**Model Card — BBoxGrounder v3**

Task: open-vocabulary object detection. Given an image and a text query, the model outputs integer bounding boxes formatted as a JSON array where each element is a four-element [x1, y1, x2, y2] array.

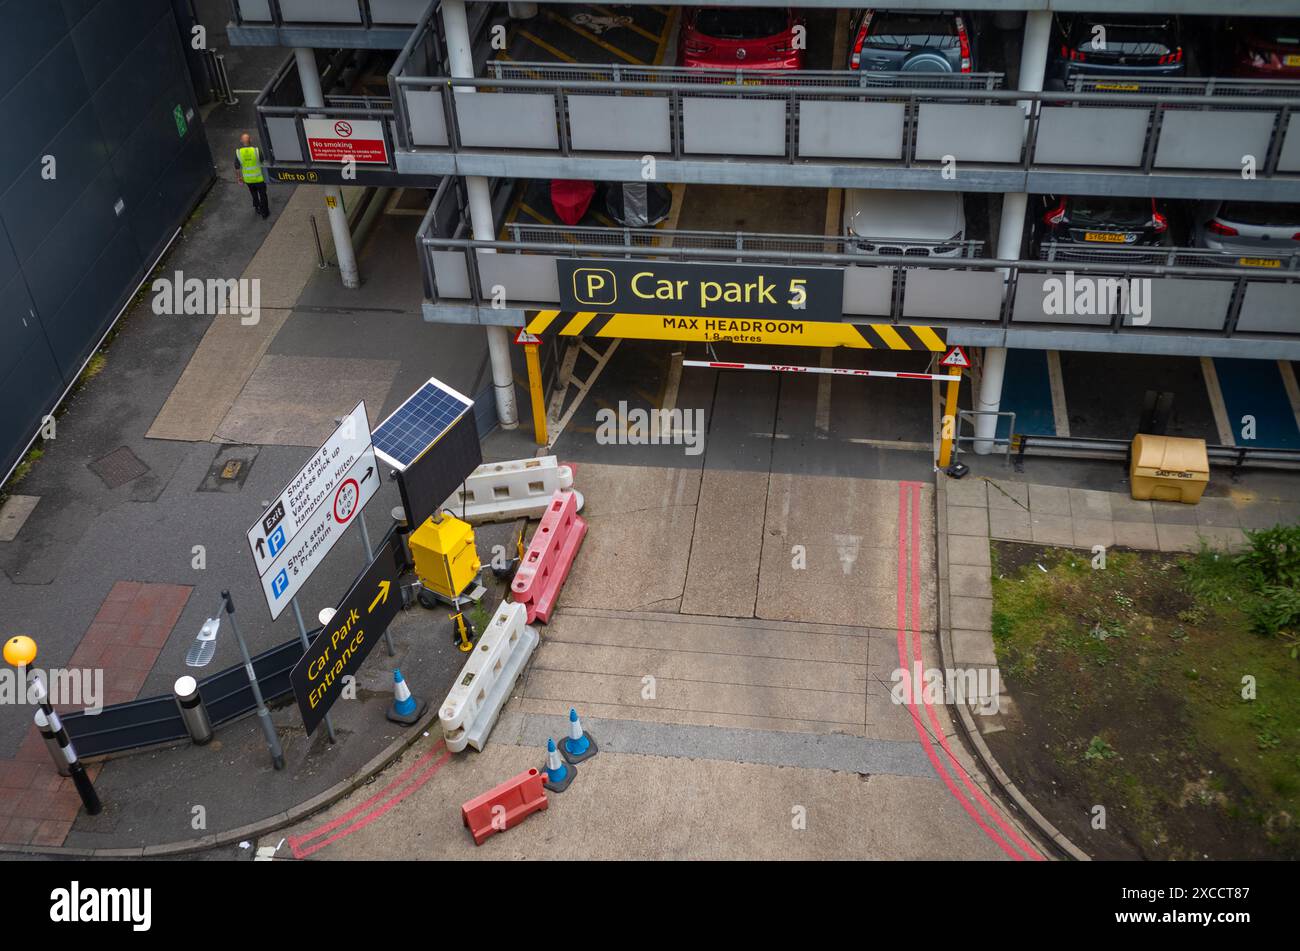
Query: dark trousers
[[246, 182, 269, 218]]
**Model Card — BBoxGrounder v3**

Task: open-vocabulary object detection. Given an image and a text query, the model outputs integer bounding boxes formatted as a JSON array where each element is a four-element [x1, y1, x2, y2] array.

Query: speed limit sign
[[333, 478, 360, 523]]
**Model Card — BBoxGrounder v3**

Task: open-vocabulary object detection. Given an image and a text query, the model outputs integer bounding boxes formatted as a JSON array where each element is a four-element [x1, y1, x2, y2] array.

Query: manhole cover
[[88, 447, 149, 489], [198, 445, 258, 493]]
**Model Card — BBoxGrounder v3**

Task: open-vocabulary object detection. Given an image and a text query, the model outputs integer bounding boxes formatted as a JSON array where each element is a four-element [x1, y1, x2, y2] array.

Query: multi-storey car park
[[224, 0, 1300, 463]]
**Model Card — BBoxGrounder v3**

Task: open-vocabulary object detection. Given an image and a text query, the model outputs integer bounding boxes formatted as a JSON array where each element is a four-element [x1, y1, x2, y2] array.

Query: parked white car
[[1193, 200, 1300, 259], [842, 188, 967, 256]]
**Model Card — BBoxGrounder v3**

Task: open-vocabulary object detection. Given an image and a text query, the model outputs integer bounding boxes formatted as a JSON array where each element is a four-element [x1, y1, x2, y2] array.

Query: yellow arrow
[[369, 580, 390, 613]]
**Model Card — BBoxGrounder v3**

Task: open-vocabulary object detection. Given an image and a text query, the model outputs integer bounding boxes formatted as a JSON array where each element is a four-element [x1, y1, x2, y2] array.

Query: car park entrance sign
[[558, 258, 844, 322]]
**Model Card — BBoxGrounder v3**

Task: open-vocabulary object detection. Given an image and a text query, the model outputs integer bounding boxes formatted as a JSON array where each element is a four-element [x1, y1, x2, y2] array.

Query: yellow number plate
[[1284, 54, 1300, 66], [1095, 82, 1140, 92], [1238, 257, 1282, 268], [1084, 232, 1128, 243]]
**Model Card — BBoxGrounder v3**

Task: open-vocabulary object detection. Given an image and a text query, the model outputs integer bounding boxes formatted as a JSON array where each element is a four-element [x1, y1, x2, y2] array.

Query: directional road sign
[[246, 401, 371, 577], [258, 448, 381, 620], [290, 532, 404, 735]]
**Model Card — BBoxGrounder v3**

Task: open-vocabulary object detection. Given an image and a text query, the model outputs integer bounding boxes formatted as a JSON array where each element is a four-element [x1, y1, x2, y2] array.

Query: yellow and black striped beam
[[524, 310, 946, 351]]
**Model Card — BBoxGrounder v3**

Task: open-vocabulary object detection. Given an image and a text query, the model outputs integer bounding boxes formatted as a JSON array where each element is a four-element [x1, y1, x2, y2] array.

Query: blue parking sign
[[271, 569, 290, 599], [268, 524, 286, 557]]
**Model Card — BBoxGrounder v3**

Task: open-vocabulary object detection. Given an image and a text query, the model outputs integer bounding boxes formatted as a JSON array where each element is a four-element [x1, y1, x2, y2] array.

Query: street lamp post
[[186, 592, 285, 771], [3, 635, 102, 815]]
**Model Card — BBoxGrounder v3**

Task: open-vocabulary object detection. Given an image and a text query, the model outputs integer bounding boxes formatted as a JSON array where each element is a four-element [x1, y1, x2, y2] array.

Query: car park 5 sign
[[558, 259, 843, 322]]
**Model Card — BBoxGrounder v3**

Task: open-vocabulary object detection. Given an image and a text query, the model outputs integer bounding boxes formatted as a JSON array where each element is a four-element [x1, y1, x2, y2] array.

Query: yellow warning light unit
[[410, 512, 481, 601]]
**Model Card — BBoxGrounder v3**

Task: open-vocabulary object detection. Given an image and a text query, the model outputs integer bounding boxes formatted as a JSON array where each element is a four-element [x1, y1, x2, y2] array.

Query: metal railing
[[504, 222, 984, 258], [417, 209, 1300, 341], [1010, 433, 1300, 475], [386, 0, 1300, 184], [229, 0, 434, 29], [1039, 243, 1300, 269], [490, 61, 1006, 91]]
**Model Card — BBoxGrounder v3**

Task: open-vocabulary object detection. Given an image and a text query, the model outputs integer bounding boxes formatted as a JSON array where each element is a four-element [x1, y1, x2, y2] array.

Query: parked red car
[[1224, 18, 1300, 79], [679, 7, 805, 70]]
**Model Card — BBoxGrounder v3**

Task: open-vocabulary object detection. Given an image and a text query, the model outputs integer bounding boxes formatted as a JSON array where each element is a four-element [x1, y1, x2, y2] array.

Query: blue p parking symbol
[[271, 569, 289, 599], [268, 524, 285, 557]]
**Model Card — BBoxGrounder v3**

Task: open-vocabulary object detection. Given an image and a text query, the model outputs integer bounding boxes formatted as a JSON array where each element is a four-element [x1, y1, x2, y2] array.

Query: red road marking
[[905, 481, 1043, 860], [289, 739, 450, 859], [893, 483, 1028, 861]]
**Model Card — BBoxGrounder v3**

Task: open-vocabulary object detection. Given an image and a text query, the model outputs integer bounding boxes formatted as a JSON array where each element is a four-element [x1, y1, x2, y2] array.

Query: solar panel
[[372, 378, 474, 471]]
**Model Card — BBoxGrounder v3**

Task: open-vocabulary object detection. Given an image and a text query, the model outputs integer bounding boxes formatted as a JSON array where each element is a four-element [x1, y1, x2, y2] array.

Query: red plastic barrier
[[511, 489, 588, 624], [550, 179, 595, 225], [462, 768, 548, 846]]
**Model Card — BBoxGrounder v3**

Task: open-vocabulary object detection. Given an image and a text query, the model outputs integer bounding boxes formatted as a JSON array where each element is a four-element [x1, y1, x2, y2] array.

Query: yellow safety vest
[[238, 146, 264, 184]]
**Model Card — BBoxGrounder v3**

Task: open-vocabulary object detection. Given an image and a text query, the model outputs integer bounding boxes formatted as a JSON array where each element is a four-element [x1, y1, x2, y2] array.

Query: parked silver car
[[842, 188, 967, 256], [1193, 200, 1300, 261]]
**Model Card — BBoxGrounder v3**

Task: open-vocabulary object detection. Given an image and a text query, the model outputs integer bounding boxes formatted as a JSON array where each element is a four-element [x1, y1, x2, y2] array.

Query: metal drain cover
[[89, 446, 149, 489], [198, 445, 258, 493]]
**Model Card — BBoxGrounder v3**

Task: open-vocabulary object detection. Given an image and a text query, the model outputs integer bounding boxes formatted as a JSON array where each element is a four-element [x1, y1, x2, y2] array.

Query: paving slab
[[1068, 487, 1113, 520], [947, 534, 991, 567], [951, 628, 999, 667], [949, 563, 993, 599], [943, 476, 988, 508], [1155, 522, 1202, 553], [0, 495, 39, 542], [1030, 513, 1075, 547], [680, 469, 767, 617], [988, 506, 1032, 542], [946, 505, 990, 537], [1113, 520, 1160, 550], [986, 479, 1029, 510], [1109, 494, 1155, 523], [950, 596, 993, 632], [1072, 517, 1116, 550], [1027, 482, 1072, 516], [212, 355, 398, 447]]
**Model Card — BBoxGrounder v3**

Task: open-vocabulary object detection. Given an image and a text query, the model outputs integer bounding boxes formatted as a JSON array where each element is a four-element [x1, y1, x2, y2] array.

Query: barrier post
[[525, 342, 548, 446], [938, 366, 962, 469]]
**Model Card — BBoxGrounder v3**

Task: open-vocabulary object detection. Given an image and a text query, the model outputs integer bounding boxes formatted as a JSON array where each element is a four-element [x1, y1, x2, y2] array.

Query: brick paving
[[0, 581, 191, 846]]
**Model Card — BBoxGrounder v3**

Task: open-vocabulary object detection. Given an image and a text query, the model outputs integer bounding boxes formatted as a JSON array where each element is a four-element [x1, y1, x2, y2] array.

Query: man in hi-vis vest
[[236, 133, 269, 219]]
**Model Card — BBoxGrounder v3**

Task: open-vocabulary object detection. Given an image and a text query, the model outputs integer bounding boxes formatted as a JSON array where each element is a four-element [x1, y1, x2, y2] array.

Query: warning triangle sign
[[514, 328, 542, 345], [940, 346, 970, 368]]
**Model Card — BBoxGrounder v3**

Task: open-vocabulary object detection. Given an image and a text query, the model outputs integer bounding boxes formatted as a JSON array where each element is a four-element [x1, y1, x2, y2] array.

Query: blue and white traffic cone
[[386, 669, 428, 725], [542, 738, 576, 792], [559, 707, 598, 764]]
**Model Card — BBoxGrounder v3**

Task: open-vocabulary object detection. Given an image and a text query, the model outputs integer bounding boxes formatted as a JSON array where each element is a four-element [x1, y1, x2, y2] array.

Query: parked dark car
[[1036, 195, 1172, 249], [1221, 17, 1300, 79], [1047, 14, 1185, 88], [847, 10, 975, 73]]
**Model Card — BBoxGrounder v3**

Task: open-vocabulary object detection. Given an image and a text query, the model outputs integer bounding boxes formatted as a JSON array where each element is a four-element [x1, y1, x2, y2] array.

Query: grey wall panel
[[569, 95, 671, 153], [916, 104, 1023, 164], [1236, 282, 1300, 334], [840, 265, 894, 317], [683, 98, 786, 156], [44, 228, 142, 377], [904, 269, 1004, 321], [59, 0, 101, 28], [0, 223, 16, 288], [0, 274, 43, 382], [454, 91, 558, 149], [406, 89, 449, 147], [110, 78, 198, 213], [0, 38, 89, 183], [1154, 110, 1276, 171], [477, 252, 560, 304], [128, 130, 211, 268], [0, 105, 110, 262], [0, 0, 70, 91], [0, 336, 65, 476], [798, 100, 905, 160], [1149, 278, 1234, 330], [431, 251, 471, 299], [71, 0, 170, 90], [266, 117, 304, 162], [92, 15, 185, 155], [233, 0, 273, 22], [1033, 107, 1147, 168], [371, 0, 432, 23], [20, 165, 122, 321], [1278, 113, 1300, 174], [1012, 273, 1112, 326], [277, 0, 363, 23]]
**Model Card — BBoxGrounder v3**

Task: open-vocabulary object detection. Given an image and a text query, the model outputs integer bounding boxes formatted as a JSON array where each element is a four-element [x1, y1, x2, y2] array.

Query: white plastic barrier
[[440, 455, 583, 524], [439, 600, 539, 753]]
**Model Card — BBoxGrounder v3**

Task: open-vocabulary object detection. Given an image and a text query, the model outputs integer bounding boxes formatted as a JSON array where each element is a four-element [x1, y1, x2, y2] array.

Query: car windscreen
[[1066, 197, 1152, 226], [694, 9, 789, 40], [863, 13, 959, 49], [1239, 18, 1300, 46], [1068, 19, 1176, 56], [1217, 201, 1300, 227]]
